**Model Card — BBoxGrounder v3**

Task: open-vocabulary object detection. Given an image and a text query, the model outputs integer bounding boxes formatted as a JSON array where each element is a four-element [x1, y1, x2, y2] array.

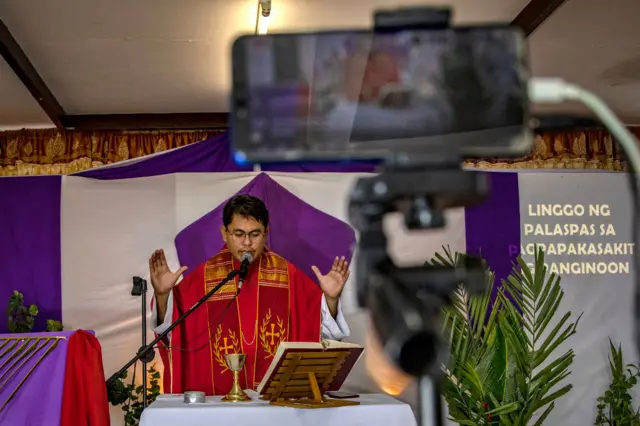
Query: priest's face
[[221, 214, 268, 262]]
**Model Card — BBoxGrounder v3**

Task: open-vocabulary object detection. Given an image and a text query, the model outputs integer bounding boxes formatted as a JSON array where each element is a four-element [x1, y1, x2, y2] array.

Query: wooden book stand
[[261, 350, 360, 409]]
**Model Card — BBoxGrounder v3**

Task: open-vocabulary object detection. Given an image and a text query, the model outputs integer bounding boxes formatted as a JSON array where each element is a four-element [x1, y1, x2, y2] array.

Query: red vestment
[[156, 246, 322, 395]]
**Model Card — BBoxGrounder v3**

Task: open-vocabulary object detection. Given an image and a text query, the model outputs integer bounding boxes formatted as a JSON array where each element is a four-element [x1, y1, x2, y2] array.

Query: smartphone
[[326, 391, 359, 399], [230, 26, 532, 164]]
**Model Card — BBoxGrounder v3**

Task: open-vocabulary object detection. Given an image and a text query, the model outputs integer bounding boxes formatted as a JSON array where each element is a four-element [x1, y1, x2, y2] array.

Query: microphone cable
[[154, 272, 245, 353], [155, 295, 237, 353]]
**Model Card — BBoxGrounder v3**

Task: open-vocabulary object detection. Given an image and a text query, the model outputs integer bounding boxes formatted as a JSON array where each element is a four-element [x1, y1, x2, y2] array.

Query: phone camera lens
[[250, 132, 262, 144]]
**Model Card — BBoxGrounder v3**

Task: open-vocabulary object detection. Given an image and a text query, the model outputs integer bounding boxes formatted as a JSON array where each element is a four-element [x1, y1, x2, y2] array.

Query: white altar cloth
[[140, 391, 417, 426]]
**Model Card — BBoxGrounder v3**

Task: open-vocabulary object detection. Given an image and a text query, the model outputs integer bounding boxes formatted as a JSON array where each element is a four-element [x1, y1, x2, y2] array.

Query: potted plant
[[595, 339, 640, 425], [431, 246, 581, 425], [6, 290, 64, 332], [7, 290, 39, 333], [108, 364, 162, 426]]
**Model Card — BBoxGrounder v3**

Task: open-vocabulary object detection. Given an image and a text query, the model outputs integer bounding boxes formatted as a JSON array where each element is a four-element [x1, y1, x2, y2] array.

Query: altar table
[[140, 391, 417, 426]]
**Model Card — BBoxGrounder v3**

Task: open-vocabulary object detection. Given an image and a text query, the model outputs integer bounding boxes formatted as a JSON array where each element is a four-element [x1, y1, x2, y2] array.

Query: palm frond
[[435, 245, 580, 425], [497, 247, 580, 424], [430, 247, 498, 373]]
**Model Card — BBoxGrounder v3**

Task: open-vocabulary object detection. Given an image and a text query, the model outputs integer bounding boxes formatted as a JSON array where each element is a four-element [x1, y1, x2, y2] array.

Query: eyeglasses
[[228, 229, 265, 243]]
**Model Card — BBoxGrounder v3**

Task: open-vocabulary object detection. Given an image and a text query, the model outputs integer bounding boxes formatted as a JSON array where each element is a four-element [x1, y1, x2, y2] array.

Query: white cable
[[528, 77, 640, 175], [529, 77, 640, 355]]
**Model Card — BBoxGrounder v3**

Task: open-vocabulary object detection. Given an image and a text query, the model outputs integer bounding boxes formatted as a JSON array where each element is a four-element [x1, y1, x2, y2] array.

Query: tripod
[[349, 163, 489, 426]]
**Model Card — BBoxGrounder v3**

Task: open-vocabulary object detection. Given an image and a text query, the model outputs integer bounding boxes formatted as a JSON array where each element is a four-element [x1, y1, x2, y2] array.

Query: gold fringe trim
[[463, 158, 626, 171], [0, 156, 626, 177], [0, 129, 633, 176], [0, 158, 104, 176]]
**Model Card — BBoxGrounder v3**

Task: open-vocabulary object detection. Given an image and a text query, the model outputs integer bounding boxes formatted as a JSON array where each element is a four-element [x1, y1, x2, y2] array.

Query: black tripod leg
[[418, 375, 443, 426]]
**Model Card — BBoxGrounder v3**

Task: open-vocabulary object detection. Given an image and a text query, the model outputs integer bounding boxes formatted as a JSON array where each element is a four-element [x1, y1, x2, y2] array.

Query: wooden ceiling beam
[[61, 113, 229, 131], [0, 19, 65, 129], [511, 0, 569, 37], [0, 19, 229, 131], [534, 115, 603, 131]]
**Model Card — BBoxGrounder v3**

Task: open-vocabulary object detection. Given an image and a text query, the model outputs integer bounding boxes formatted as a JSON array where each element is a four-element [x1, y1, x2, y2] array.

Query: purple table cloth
[[0, 331, 75, 426]]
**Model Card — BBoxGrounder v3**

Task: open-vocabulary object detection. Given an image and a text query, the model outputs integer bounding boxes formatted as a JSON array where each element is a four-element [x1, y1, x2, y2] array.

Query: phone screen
[[231, 26, 531, 162]]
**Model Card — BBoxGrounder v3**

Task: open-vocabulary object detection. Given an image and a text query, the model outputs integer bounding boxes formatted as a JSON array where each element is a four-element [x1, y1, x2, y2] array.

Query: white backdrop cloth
[[60, 172, 463, 425], [58, 171, 637, 426]]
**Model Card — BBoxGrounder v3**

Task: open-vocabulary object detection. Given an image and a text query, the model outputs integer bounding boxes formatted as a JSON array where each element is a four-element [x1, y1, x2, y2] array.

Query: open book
[[256, 339, 364, 398]]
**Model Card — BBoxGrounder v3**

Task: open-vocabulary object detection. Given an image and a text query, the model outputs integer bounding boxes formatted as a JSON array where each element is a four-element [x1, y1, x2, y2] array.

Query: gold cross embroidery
[[260, 309, 286, 359], [220, 337, 234, 354], [266, 323, 279, 345], [213, 327, 240, 371]]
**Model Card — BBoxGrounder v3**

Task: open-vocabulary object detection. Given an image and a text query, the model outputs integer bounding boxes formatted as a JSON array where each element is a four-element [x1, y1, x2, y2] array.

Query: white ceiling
[[528, 0, 640, 123], [0, 0, 638, 129]]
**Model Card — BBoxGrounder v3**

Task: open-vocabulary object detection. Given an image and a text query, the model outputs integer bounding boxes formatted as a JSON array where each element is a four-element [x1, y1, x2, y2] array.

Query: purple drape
[[0, 176, 62, 332], [175, 173, 356, 284], [465, 172, 521, 287], [261, 161, 379, 173], [72, 131, 379, 178], [75, 133, 251, 180]]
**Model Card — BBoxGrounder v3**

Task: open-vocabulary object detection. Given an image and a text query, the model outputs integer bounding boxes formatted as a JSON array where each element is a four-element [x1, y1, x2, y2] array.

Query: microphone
[[237, 252, 253, 292]]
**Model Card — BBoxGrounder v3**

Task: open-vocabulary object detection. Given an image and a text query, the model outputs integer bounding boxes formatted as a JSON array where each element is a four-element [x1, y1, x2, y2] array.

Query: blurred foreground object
[[365, 318, 412, 396]]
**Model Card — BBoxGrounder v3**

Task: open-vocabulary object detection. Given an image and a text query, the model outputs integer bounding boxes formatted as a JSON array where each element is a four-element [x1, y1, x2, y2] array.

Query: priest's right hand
[[149, 249, 188, 296]]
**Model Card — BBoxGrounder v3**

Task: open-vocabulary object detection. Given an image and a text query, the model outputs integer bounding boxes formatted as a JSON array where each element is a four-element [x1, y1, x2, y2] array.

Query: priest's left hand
[[312, 257, 350, 317]]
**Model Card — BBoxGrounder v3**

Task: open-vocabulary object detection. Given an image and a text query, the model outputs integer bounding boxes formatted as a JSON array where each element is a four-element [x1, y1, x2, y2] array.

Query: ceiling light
[[256, 0, 271, 35], [260, 0, 271, 17]]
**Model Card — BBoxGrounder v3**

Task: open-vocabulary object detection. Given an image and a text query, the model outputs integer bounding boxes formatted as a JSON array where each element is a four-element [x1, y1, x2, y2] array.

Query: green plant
[[7, 290, 39, 333], [432, 246, 581, 425], [45, 320, 64, 332], [595, 339, 640, 425], [6, 291, 64, 333], [108, 364, 162, 426]]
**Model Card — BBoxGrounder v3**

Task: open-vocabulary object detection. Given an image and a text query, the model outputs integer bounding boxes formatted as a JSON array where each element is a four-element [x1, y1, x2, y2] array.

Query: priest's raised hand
[[149, 249, 187, 295], [149, 249, 187, 323], [312, 256, 350, 318]]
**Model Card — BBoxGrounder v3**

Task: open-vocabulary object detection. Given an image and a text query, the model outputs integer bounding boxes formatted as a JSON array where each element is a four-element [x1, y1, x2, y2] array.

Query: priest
[[151, 195, 351, 395]]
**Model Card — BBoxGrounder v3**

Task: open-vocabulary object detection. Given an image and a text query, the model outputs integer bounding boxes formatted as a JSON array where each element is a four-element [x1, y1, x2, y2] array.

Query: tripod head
[[349, 162, 489, 379]]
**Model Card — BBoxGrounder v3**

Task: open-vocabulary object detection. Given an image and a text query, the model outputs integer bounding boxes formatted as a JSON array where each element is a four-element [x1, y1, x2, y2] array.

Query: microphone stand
[[106, 269, 240, 401], [130, 276, 150, 408]]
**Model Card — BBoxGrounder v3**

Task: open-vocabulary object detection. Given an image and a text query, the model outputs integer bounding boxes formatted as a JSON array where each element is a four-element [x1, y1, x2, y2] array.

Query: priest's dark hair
[[223, 194, 270, 228]]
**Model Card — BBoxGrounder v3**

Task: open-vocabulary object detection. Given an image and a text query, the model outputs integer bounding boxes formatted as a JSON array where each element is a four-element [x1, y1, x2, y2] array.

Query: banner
[[518, 173, 637, 423]]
